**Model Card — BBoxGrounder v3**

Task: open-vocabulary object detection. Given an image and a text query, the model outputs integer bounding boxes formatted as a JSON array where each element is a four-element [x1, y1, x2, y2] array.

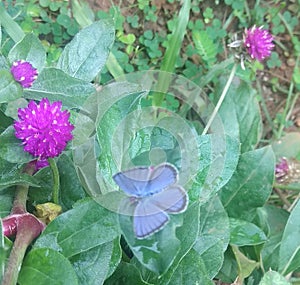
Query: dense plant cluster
[[0, 1, 299, 285]]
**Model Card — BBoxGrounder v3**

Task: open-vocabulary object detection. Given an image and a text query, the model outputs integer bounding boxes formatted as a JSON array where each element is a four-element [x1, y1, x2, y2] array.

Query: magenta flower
[[244, 26, 275, 61], [275, 158, 289, 181], [10, 60, 38, 88], [14, 98, 74, 159]]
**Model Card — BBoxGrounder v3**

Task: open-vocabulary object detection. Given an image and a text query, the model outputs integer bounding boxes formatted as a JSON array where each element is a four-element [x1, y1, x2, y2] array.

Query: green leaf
[[153, 0, 191, 106], [18, 248, 78, 285], [0, 6, 24, 42], [0, 126, 33, 164], [231, 245, 259, 279], [104, 262, 148, 285], [57, 20, 115, 82], [259, 205, 289, 271], [57, 154, 86, 211], [217, 77, 262, 152], [0, 188, 14, 217], [229, 218, 267, 246], [70, 238, 121, 285], [119, 211, 182, 275], [71, 0, 95, 28], [8, 33, 46, 72], [259, 270, 291, 285], [34, 199, 120, 258], [195, 134, 240, 202], [279, 200, 300, 274], [0, 70, 22, 103], [141, 202, 200, 282], [24, 68, 95, 109], [220, 147, 275, 220], [194, 196, 229, 278], [167, 249, 214, 285]]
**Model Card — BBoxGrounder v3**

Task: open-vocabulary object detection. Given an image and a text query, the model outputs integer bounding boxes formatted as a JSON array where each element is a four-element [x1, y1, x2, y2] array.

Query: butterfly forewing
[[113, 163, 178, 197]]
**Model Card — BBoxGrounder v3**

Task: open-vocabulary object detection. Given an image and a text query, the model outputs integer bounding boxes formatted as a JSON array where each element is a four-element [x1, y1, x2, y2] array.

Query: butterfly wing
[[147, 185, 188, 213], [113, 166, 151, 196], [113, 163, 178, 197], [145, 163, 178, 196], [134, 199, 169, 239]]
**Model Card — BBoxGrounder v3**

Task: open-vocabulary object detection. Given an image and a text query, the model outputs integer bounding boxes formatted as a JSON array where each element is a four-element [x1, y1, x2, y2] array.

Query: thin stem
[[11, 163, 35, 214], [202, 62, 238, 135], [274, 183, 300, 191], [48, 158, 60, 204]]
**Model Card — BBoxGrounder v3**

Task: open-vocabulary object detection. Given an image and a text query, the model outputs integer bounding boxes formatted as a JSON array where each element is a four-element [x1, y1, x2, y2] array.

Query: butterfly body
[[113, 163, 188, 239]]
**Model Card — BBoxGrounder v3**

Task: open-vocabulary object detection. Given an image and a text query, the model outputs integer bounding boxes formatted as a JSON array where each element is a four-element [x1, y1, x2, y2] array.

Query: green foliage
[[0, 0, 300, 284], [192, 30, 217, 67]]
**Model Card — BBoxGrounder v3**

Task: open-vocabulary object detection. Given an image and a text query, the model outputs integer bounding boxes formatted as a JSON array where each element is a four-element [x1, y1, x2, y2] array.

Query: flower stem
[[11, 163, 35, 214], [2, 163, 44, 285], [2, 214, 44, 285], [48, 158, 60, 205], [202, 62, 238, 135]]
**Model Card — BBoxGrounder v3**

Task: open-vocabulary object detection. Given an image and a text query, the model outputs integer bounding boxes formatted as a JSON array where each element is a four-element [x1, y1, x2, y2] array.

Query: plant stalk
[[48, 158, 60, 205], [2, 163, 44, 285], [202, 62, 238, 135]]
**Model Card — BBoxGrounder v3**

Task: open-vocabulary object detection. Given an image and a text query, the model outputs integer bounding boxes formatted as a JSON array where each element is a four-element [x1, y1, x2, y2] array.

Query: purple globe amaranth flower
[[244, 26, 275, 61], [275, 158, 289, 181], [14, 98, 74, 159], [10, 60, 38, 88]]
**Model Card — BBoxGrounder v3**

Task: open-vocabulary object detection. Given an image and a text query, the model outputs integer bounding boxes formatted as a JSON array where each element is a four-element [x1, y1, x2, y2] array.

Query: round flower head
[[14, 98, 74, 159], [244, 26, 274, 61], [10, 60, 38, 88]]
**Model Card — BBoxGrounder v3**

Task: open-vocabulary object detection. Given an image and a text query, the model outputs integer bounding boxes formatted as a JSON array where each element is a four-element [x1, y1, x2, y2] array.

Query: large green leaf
[[0, 70, 22, 103], [57, 154, 86, 211], [217, 76, 262, 152], [279, 200, 300, 275], [192, 134, 240, 203], [220, 146, 275, 219], [119, 211, 182, 275], [18, 248, 78, 285], [0, 126, 32, 164], [193, 196, 229, 278], [8, 33, 46, 72], [166, 249, 214, 285], [24, 68, 95, 109], [57, 20, 115, 82], [136, 202, 200, 283], [70, 238, 121, 285], [33, 199, 120, 258]]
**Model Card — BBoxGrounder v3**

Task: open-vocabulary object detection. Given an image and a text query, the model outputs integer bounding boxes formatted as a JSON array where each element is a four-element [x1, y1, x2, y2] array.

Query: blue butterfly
[[113, 163, 188, 239]]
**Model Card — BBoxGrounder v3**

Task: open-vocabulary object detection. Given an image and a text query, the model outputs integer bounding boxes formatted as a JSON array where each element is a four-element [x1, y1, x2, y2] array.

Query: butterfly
[[113, 163, 188, 239]]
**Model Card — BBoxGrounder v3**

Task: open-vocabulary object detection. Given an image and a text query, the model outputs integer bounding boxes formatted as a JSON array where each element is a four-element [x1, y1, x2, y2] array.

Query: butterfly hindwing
[[148, 185, 188, 213], [134, 199, 170, 239]]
